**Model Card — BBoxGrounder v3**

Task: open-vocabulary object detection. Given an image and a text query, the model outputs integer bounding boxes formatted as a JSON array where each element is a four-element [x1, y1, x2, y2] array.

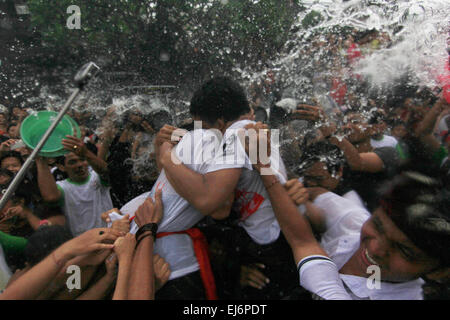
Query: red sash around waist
[[156, 228, 218, 300]]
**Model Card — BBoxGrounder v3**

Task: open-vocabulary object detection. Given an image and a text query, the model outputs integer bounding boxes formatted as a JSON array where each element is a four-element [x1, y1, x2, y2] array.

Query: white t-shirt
[[57, 168, 111, 236], [118, 129, 228, 280], [207, 120, 288, 245], [301, 191, 424, 300], [0, 245, 12, 292], [370, 135, 398, 149]]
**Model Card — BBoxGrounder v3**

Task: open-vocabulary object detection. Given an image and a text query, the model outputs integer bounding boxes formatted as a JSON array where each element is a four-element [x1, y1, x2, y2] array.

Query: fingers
[[153, 254, 170, 275], [245, 266, 269, 290], [99, 228, 124, 243], [91, 243, 115, 251], [285, 178, 302, 189], [154, 189, 163, 222], [285, 179, 308, 205], [156, 125, 181, 145], [153, 254, 171, 289], [102, 208, 121, 223], [291, 189, 309, 205]]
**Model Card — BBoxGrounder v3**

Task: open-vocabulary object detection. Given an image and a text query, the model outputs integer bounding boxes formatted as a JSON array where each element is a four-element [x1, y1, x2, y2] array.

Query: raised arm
[[127, 189, 163, 300], [62, 135, 109, 178], [35, 157, 62, 203], [260, 169, 327, 264], [328, 136, 384, 172], [112, 233, 135, 300]]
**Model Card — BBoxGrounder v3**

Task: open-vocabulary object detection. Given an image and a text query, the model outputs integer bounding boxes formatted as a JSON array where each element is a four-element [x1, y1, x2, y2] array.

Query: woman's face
[[356, 207, 440, 282]]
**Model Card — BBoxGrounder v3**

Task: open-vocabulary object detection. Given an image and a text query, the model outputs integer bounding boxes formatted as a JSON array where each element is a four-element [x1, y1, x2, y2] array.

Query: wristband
[[136, 232, 154, 247], [135, 223, 158, 242]]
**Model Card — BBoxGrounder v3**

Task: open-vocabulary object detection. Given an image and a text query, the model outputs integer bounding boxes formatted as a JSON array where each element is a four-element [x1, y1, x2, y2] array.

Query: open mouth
[[363, 248, 379, 266]]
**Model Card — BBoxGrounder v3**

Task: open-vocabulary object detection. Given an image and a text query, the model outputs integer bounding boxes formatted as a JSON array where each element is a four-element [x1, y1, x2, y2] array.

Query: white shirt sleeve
[[313, 192, 370, 233], [298, 255, 352, 300]]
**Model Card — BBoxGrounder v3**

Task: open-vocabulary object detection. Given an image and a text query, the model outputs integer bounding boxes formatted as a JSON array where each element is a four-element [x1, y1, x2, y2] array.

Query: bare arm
[[261, 171, 327, 264], [112, 234, 135, 300], [329, 136, 384, 172], [414, 98, 448, 137], [0, 228, 120, 300], [35, 157, 62, 203], [127, 190, 163, 300], [127, 232, 154, 299], [160, 142, 241, 215]]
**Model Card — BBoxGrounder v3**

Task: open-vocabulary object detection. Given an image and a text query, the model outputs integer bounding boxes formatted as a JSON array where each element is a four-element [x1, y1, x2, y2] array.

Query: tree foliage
[[26, 0, 301, 86]]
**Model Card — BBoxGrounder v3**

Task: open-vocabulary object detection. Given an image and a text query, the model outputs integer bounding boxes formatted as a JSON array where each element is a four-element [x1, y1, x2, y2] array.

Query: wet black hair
[[24, 225, 73, 266], [269, 105, 289, 128], [0, 151, 24, 166], [379, 171, 450, 267], [189, 77, 250, 125], [254, 106, 268, 123], [147, 109, 173, 132], [368, 109, 387, 125], [296, 140, 345, 177]]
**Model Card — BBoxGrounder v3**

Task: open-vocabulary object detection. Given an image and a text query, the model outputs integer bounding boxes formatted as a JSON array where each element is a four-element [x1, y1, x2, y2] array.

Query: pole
[[0, 62, 100, 211]]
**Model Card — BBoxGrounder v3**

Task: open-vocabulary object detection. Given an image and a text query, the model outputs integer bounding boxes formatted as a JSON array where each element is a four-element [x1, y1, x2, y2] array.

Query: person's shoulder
[[373, 146, 398, 159], [384, 135, 398, 145]]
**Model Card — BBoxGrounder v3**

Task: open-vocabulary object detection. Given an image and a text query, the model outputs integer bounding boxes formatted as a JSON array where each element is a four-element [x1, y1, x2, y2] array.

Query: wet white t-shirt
[[57, 168, 111, 236], [207, 120, 288, 245], [370, 135, 398, 149], [118, 129, 227, 280]]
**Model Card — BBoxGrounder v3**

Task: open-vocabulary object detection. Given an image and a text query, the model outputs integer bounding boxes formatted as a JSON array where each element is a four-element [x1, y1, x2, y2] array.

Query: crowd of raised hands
[[0, 189, 170, 300]]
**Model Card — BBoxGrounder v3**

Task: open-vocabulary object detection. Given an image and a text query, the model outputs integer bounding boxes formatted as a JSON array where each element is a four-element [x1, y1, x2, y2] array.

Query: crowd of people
[[0, 31, 449, 300]]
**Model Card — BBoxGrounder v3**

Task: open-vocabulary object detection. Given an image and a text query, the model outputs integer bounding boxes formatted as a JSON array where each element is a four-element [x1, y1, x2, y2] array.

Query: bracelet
[[135, 223, 158, 242], [135, 231, 154, 248]]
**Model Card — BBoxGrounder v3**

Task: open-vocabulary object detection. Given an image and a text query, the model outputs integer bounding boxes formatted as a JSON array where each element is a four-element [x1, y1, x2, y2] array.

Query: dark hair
[[7, 123, 18, 132], [254, 107, 268, 123], [189, 77, 250, 125], [368, 110, 386, 125], [0, 167, 14, 180], [379, 171, 450, 267], [269, 105, 289, 128], [24, 225, 73, 266], [296, 141, 345, 176], [147, 110, 173, 132], [0, 151, 24, 165]]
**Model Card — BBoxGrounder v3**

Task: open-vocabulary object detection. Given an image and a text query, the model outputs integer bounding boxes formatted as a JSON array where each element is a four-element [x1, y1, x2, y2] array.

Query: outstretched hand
[[292, 104, 325, 122], [56, 228, 124, 261]]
